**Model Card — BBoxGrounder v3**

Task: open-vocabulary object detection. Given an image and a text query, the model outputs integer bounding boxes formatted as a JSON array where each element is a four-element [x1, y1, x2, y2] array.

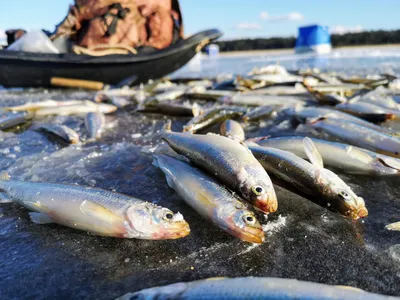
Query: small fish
[[307, 83, 364, 94], [249, 138, 368, 219], [308, 116, 400, 158], [162, 122, 277, 213], [251, 73, 303, 84], [335, 102, 395, 122], [137, 102, 198, 117], [251, 136, 400, 176], [183, 106, 247, 133], [94, 88, 136, 102], [34, 101, 117, 116], [85, 112, 105, 140], [385, 221, 400, 231], [153, 154, 264, 243], [4, 100, 85, 112], [0, 172, 189, 239], [116, 277, 394, 300], [144, 89, 186, 106], [286, 106, 393, 134], [34, 124, 80, 144], [220, 119, 245, 142], [245, 83, 308, 96], [0, 111, 33, 130], [186, 90, 235, 101], [242, 105, 282, 122], [219, 94, 305, 107]]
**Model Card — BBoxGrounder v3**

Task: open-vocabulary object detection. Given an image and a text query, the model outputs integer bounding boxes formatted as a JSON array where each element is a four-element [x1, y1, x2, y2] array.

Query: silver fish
[[0, 172, 189, 239], [4, 100, 85, 112], [219, 94, 305, 107], [144, 89, 186, 106], [308, 116, 400, 158], [250, 136, 400, 176], [220, 119, 245, 142], [335, 102, 395, 122], [162, 123, 277, 213], [286, 106, 393, 134], [186, 90, 235, 101], [116, 277, 395, 300], [183, 106, 247, 133], [85, 112, 105, 140], [94, 88, 136, 102], [245, 84, 308, 96], [153, 154, 264, 243], [0, 111, 32, 130], [34, 101, 117, 116], [137, 101, 198, 117], [242, 105, 282, 122], [249, 138, 368, 219], [34, 124, 80, 144]]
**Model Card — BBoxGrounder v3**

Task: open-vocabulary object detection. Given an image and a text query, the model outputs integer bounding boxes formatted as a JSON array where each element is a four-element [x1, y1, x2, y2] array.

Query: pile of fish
[[1, 64, 400, 244]]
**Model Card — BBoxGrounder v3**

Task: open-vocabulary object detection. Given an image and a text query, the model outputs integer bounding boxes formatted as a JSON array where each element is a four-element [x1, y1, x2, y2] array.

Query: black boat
[[0, 29, 222, 88]]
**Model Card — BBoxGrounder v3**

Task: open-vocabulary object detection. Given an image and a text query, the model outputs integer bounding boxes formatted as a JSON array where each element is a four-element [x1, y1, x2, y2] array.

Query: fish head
[[319, 169, 368, 220], [124, 203, 190, 240], [216, 202, 264, 244], [243, 167, 278, 213]]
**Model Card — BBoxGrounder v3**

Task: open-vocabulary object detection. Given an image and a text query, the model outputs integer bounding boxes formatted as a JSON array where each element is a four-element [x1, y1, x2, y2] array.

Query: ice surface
[[0, 49, 400, 299]]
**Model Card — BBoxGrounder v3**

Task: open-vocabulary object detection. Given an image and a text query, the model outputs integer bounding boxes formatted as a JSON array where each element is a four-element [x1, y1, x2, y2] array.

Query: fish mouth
[[237, 227, 265, 244], [356, 207, 368, 219], [152, 222, 191, 240], [255, 194, 278, 213]]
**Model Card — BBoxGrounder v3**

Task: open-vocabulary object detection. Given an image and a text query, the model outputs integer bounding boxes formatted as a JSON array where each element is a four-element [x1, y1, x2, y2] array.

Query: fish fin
[[376, 155, 400, 170], [303, 137, 324, 169], [0, 171, 10, 181], [29, 212, 55, 224], [385, 221, 400, 231], [79, 200, 122, 223], [191, 103, 203, 117], [162, 120, 172, 132]]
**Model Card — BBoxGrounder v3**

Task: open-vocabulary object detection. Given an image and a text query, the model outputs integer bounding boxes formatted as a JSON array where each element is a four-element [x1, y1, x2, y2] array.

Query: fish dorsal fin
[[191, 103, 203, 117], [303, 137, 324, 169], [80, 200, 122, 224], [0, 171, 10, 181]]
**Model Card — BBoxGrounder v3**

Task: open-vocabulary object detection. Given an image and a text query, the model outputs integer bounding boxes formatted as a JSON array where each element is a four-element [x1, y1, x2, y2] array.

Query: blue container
[[205, 44, 220, 58], [295, 25, 331, 54]]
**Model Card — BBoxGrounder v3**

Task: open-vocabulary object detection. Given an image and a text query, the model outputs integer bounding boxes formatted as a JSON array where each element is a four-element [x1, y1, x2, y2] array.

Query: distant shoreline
[[217, 43, 400, 57]]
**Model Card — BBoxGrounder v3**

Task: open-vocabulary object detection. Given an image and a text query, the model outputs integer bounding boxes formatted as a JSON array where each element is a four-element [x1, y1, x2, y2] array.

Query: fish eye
[[243, 214, 256, 225], [163, 211, 174, 221], [338, 190, 350, 200], [252, 186, 264, 196]]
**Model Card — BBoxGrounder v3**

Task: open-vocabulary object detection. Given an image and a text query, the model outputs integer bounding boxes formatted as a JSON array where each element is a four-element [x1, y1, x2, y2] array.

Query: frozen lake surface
[[0, 47, 400, 299]]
